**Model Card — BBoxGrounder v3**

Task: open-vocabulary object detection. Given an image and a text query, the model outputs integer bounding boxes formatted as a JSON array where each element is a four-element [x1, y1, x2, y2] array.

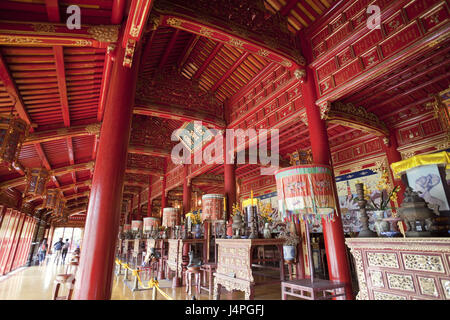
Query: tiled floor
[[0, 259, 284, 300]]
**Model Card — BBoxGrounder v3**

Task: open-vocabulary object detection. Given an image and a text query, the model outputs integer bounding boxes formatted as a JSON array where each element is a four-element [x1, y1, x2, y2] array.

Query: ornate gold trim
[[87, 25, 119, 42]]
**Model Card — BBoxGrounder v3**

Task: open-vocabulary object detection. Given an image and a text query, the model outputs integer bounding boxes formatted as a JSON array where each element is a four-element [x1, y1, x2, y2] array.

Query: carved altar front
[[213, 238, 285, 300], [166, 239, 206, 279], [346, 238, 450, 300]]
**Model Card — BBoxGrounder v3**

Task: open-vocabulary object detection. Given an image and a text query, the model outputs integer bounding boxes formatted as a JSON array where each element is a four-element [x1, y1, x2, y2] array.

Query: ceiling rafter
[[54, 46, 71, 127], [44, 0, 60, 22], [158, 29, 180, 70], [0, 51, 33, 128], [210, 52, 250, 92], [34, 143, 60, 188], [178, 34, 200, 69], [280, 0, 299, 16], [193, 43, 224, 79]]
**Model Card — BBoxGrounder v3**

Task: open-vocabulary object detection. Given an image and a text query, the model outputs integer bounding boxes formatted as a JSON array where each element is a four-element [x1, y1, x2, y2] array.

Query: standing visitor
[[61, 239, 70, 264], [37, 239, 48, 266], [53, 238, 64, 265]]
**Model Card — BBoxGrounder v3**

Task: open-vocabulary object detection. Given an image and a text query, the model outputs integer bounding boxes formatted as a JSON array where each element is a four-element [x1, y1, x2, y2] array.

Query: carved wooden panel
[[347, 238, 450, 300]]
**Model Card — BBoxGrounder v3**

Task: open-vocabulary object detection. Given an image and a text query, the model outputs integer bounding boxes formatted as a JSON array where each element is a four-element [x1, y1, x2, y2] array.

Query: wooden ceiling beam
[[53, 46, 71, 127], [23, 122, 101, 145], [128, 144, 171, 158], [210, 52, 250, 92], [0, 21, 119, 48], [34, 143, 61, 188], [178, 34, 200, 69], [125, 167, 163, 176], [133, 104, 225, 128], [193, 43, 224, 79], [44, 0, 60, 23], [280, 0, 298, 16], [158, 29, 180, 70], [0, 51, 33, 128], [350, 46, 450, 103], [64, 191, 90, 201], [368, 71, 450, 112]]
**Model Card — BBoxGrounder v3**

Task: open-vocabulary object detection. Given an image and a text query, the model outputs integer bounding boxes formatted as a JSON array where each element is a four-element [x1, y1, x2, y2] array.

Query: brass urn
[[232, 211, 244, 239], [398, 187, 437, 237]]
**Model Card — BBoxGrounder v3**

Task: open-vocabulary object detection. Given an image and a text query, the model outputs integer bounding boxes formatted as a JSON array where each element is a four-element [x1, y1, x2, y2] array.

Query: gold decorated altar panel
[[166, 239, 206, 278], [346, 238, 450, 300], [213, 238, 285, 300]]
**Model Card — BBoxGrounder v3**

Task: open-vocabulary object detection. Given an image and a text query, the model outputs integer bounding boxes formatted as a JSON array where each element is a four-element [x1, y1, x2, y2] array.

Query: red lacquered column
[[160, 175, 167, 213], [137, 192, 142, 220], [224, 163, 236, 218], [73, 43, 141, 300], [224, 162, 236, 237], [301, 65, 353, 300], [182, 165, 191, 216], [147, 176, 152, 217]]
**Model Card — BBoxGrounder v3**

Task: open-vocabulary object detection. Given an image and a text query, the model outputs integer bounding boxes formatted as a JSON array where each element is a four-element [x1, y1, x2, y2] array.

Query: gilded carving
[[350, 249, 369, 300], [257, 48, 269, 57], [74, 39, 93, 46], [440, 279, 450, 299], [228, 38, 245, 49], [281, 60, 292, 68], [294, 69, 306, 83], [32, 23, 55, 33], [199, 27, 213, 38], [166, 17, 182, 27], [324, 101, 389, 137], [85, 123, 101, 136], [370, 271, 384, 287], [0, 36, 43, 44], [367, 252, 399, 268], [373, 291, 407, 300], [87, 25, 119, 42], [387, 273, 415, 292], [402, 254, 444, 273], [418, 277, 438, 297]]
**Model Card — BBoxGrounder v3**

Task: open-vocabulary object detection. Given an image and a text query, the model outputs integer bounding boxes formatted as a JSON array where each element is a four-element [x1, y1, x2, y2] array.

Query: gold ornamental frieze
[[87, 25, 119, 43]]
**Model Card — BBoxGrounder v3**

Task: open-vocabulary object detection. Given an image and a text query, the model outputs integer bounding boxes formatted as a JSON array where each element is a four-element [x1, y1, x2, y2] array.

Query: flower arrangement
[[354, 169, 400, 211], [186, 212, 202, 225], [258, 203, 273, 224], [277, 230, 299, 246], [231, 203, 241, 217]]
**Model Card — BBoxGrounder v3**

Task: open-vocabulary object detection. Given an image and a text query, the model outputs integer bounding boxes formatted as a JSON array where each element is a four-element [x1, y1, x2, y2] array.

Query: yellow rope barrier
[[115, 259, 173, 300]]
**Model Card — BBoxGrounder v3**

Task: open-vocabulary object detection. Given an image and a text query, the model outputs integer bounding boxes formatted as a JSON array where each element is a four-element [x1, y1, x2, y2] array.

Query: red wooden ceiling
[[1, 0, 446, 225]]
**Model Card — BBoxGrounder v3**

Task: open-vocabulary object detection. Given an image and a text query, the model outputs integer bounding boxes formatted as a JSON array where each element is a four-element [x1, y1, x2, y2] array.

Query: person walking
[[53, 238, 64, 265], [37, 239, 48, 266], [61, 239, 70, 264]]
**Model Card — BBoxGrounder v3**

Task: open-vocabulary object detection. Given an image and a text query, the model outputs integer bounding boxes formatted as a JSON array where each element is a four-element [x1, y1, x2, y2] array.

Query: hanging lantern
[[24, 168, 50, 197], [56, 197, 66, 217], [275, 164, 338, 223], [0, 115, 29, 170], [44, 188, 61, 209]]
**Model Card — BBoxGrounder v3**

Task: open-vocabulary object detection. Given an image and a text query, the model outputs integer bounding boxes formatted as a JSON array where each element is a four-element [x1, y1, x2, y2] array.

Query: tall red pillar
[[137, 191, 142, 220], [160, 175, 167, 214], [73, 43, 141, 300], [301, 66, 353, 300], [183, 165, 191, 215], [224, 162, 236, 220], [147, 176, 152, 217], [381, 131, 406, 205]]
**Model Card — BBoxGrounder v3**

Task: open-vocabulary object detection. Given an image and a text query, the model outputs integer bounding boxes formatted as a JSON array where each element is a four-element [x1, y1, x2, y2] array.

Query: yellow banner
[[390, 151, 450, 177]]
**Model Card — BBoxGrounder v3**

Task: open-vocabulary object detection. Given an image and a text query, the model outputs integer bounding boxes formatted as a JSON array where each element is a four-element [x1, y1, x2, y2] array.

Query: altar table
[[213, 238, 285, 300]]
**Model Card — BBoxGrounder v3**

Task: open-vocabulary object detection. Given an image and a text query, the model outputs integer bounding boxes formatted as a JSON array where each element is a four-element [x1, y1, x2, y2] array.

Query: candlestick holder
[[249, 206, 258, 239], [355, 183, 377, 237]]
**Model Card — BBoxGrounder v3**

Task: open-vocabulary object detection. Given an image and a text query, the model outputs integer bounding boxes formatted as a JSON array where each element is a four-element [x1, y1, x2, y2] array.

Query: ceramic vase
[[283, 245, 296, 262], [373, 210, 389, 236], [263, 223, 271, 239], [194, 224, 202, 239]]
